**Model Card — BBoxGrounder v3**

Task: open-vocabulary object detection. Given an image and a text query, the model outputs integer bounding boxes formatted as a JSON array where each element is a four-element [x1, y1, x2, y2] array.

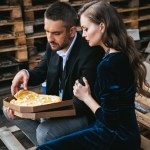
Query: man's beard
[[50, 35, 72, 51]]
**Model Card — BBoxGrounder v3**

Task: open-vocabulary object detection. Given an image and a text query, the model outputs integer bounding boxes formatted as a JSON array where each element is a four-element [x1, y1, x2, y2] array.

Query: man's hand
[[3, 106, 18, 120], [11, 69, 29, 95], [6, 107, 17, 120]]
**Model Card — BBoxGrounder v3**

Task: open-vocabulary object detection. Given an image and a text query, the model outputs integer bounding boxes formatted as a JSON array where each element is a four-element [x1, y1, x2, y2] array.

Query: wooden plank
[[26, 36, 46, 47], [141, 135, 150, 150], [0, 21, 25, 39], [24, 20, 44, 34], [117, 7, 138, 13], [8, 125, 20, 133], [140, 26, 150, 32], [138, 15, 150, 21], [23, 0, 32, 7], [0, 45, 27, 53], [0, 20, 23, 26], [0, 5, 22, 20], [139, 5, 150, 10], [0, 35, 26, 46], [0, 126, 26, 150], [0, 34, 15, 40], [136, 110, 150, 130], [24, 4, 49, 12], [15, 50, 28, 62], [26, 32, 46, 39], [136, 95, 150, 109]]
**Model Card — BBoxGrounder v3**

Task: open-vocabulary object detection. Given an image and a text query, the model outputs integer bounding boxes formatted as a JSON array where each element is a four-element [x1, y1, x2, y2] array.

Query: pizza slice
[[10, 89, 62, 106]]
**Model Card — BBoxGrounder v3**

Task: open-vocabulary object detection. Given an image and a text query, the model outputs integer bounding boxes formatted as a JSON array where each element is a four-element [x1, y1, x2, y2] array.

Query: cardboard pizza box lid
[[3, 96, 74, 113]]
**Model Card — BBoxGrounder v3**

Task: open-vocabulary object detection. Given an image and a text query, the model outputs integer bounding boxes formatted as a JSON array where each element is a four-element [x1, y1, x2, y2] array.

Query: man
[[4, 2, 104, 146]]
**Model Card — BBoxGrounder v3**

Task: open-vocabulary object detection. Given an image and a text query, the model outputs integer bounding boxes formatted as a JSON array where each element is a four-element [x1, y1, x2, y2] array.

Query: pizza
[[10, 89, 62, 106]]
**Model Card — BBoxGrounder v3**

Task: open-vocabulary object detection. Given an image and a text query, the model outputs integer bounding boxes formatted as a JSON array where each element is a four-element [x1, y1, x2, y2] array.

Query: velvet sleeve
[[94, 53, 135, 126]]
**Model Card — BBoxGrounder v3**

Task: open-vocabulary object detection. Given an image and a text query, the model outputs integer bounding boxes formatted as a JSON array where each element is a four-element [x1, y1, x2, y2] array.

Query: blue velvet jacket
[[37, 52, 141, 150]]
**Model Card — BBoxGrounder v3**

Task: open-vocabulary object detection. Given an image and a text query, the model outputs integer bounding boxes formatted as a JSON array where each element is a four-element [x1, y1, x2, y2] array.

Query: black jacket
[[28, 32, 104, 120]]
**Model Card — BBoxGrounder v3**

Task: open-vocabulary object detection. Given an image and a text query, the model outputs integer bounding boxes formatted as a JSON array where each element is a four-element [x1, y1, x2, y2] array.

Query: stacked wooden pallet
[[0, 5, 27, 62], [138, 0, 150, 52], [0, 3, 28, 96], [22, 0, 54, 69]]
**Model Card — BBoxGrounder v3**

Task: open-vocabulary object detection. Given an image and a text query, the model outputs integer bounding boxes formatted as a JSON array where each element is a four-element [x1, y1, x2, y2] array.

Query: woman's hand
[[73, 77, 91, 102], [73, 77, 100, 113]]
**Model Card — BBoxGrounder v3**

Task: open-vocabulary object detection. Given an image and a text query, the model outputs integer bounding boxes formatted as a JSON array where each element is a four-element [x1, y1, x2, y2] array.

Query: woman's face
[[80, 14, 104, 47]]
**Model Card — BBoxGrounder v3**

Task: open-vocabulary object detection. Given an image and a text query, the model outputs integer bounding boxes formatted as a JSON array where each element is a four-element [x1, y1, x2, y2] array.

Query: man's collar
[[57, 32, 77, 57]]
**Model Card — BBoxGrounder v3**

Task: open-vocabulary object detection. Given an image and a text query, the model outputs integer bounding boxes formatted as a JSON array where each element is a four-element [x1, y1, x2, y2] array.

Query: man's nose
[[47, 33, 54, 41]]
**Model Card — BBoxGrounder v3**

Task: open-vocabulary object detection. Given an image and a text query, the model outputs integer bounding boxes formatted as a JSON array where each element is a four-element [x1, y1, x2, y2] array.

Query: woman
[[37, 1, 148, 149]]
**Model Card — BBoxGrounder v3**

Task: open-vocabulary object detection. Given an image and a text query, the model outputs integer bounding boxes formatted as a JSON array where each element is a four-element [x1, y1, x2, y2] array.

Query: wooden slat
[[24, 4, 49, 12], [136, 95, 150, 109], [0, 45, 27, 53], [8, 125, 20, 133], [26, 32, 46, 39], [136, 110, 150, 130], [141, 135, 150, 150], [0, 126, 26, 150]]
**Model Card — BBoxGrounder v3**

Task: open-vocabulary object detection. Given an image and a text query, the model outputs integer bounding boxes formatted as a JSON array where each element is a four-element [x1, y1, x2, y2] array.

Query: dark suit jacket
[[28, 32, 104, 120]]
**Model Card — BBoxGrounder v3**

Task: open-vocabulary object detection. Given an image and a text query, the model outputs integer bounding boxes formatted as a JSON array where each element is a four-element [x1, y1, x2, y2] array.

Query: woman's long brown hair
[[78, 0, 149, 94]]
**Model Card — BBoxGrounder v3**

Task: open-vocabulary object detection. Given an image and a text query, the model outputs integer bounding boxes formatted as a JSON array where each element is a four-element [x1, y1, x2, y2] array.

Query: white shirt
[[57, 33, 77, 98], [25, 33, 77, 98], [57, 33, 77, 70]]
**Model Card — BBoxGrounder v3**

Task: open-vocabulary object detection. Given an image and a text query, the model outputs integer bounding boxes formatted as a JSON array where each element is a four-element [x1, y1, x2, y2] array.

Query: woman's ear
[[70, 26, 77, 37], [99, 23, 105, 33]]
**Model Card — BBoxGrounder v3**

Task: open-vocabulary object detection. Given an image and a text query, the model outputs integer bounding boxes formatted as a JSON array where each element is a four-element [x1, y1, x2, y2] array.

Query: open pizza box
[[3, 96, 76, 119]]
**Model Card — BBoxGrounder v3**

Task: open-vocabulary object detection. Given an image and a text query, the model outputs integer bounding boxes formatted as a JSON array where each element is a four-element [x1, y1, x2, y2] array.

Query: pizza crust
[[10, 89, 62, 106]]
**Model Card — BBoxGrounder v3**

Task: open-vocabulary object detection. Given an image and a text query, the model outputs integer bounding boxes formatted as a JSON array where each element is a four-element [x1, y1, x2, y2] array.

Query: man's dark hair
[[45, 2, 78, 29]]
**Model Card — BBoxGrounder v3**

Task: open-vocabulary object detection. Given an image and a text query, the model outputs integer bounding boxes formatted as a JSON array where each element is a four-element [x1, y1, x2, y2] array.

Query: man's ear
[[70, 26, 77, 37], [99, 23, 105, 33]]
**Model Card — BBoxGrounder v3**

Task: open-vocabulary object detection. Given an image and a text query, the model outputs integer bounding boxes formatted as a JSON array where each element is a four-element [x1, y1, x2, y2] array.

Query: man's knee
[[36, 123, 57, 145]]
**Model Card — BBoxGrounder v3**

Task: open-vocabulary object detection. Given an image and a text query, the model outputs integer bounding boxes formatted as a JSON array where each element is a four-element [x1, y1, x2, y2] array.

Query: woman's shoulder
[[104, 52, 127, 63], [100, 52, 129, 69]]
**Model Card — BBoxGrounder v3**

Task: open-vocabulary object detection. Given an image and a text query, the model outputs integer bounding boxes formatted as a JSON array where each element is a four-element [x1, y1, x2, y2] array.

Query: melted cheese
[[10, 90, 62, 106]]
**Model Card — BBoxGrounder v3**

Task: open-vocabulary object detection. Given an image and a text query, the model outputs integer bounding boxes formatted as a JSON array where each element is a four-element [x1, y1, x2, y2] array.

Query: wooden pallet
[[0, 0, 18, 6], [27, 35, 46, 47], [24, 19, 44, 34], [23, 0, 55, 7], [0, 45, 28, 62], [138, 5, 150, 40], [0, 68, 19, 82], [0, 5, 22, 21], [0, 20, 25, 36], [0, 35, 26, 47], [27, 36, 46, 60], [28, 54, 42, 69], [0, 125, 36, 150], [23, 5, 48, 22], [135, 93, 150, 150], [0, 56, 19, 82]]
